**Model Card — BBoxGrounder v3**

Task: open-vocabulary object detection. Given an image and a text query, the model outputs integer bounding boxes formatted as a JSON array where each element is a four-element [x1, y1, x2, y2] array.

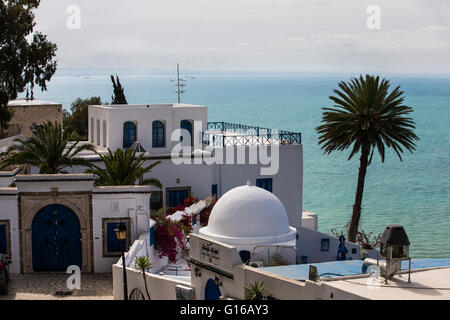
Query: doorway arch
[[204, 278, 221, 300], [32, 204, 82, 271]]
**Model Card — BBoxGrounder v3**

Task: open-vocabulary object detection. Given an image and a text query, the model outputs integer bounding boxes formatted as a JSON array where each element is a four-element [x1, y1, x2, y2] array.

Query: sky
[[34, 0, 450, 74]]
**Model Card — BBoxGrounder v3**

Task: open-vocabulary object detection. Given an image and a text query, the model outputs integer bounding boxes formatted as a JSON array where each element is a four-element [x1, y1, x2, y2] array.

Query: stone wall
[[8, 103, 62, 138]]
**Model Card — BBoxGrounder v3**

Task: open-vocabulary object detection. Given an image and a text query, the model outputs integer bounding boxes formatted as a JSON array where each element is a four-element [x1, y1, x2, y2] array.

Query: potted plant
[[357, 230, 381, 259], [244, 281, 272, 300]]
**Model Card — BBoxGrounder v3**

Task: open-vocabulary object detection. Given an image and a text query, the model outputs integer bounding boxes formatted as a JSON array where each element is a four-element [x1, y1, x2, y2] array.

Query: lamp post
[[115, 223, 128, 300]]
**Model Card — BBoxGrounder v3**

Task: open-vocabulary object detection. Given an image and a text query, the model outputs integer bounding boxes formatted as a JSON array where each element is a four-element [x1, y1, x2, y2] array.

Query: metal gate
[[32, 204, 82, 271]]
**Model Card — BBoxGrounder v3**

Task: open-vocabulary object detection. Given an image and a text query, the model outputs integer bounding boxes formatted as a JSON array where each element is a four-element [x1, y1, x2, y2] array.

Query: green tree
[[63, 97, 103, 140], [0, 121, 95, 173], [134, 255, 153, 300], [0, 0, 57, 129], [316, 75, 419, 242], [111, 75, 127, 104], [86, 148, 162, 187], [24, 32, 57, 100]]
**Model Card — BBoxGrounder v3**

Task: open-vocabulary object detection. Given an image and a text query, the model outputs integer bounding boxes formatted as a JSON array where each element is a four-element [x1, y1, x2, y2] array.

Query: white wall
[[188, 234, 323, 300], [92, 187, 151, 273], [113, 263, 191, 300], [212, 144, 303, 228], [296, 226, 360, 263], [0, 192, 20, 273], [70, 157, 214, 210], [88, 104, 207, 154], [14, 174, 94, 193], [0, 168, 21, 187], [143, 158, 213, 207], [301, 210, 318, 230]]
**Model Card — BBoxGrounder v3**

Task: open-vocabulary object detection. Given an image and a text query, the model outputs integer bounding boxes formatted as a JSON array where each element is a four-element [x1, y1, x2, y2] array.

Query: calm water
[[36, 72, 450, 258]]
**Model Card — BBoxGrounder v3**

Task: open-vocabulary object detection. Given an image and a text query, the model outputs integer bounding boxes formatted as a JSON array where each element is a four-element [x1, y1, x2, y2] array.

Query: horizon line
[[53, 67, 450, 78]]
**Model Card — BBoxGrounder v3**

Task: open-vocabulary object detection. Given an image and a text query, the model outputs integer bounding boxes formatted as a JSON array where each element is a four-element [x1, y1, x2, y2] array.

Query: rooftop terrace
[[202, 121, 302, 147]]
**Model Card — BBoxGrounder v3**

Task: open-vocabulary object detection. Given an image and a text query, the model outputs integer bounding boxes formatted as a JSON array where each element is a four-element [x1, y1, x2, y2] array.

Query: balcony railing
[[202, 121, 301, 147]]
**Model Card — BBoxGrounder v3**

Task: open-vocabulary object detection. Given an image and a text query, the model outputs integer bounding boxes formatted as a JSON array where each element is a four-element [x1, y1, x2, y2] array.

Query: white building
[[86, 103, 302, 230], [0, 170, 151, 274], [85, 103, 306, 258], [112, 184, 362, 300], [0, 100, 357, 274], [199, 182, 297, 265]]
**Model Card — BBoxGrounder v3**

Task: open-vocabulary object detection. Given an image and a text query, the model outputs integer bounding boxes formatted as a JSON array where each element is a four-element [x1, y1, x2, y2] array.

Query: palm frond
[[316, 74, 419, 163]]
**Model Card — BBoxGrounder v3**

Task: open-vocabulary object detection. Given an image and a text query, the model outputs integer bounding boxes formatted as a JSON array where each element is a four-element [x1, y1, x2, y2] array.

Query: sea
[[35, 70, 450, 258]]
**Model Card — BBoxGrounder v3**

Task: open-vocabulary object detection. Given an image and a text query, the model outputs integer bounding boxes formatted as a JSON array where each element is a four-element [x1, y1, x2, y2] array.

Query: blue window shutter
[[180, 120, 193, 146], [149, 226, 155, 246], [256, 178, 273, 193], [152, 121, 165, 147], [212, 184, 218, 197], [123, 122, 136, 149], [0, 224, 6, 254], [107, 223, 122, 252], [168, 189, 188, 207]]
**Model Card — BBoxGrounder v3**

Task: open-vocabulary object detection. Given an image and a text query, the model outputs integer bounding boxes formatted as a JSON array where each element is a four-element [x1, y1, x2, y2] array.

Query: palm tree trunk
[[348, 145, 370, 242]]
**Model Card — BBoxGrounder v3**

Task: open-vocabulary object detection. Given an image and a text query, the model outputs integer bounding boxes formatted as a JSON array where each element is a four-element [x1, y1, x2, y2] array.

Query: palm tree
[[316, 75, 419, 242], [0, 121, 95, 173], [134, 255, 153, 300], [86, 148, 162, 187]]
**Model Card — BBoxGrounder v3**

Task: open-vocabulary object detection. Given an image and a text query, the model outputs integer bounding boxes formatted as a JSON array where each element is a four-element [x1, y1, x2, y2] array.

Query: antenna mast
[[174, 63, 187, 103]]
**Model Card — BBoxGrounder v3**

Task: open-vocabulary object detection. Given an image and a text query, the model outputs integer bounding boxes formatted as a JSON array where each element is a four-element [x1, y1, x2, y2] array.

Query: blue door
[[0, 224, 7, 254], [168, 189, 189, 208], [205, 279, 221, 300], [32, 204, 82, 271]]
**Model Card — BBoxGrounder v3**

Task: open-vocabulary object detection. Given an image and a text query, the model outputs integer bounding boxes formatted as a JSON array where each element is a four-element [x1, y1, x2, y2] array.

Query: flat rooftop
[[90, 103, 205, 109], [8, 99, 61, 106], [325, 266, 450, 300], [259, 258, 450, 281]]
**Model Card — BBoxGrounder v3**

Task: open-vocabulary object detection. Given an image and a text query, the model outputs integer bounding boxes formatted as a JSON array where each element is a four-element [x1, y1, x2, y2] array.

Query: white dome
[[199, 184, 296, 244]]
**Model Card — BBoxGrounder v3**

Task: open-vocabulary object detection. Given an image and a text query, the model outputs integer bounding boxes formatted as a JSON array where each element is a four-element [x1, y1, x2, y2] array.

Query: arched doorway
[[204, 278, 221, 300], [32, 204, 82, 271]]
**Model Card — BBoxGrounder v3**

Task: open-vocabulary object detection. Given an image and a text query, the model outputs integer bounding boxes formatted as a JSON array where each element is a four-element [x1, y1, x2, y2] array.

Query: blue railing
[[202, 122, 301, 146]]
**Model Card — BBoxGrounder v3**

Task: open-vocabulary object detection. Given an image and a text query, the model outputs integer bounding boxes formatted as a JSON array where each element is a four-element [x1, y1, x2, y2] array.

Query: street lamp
[[115, 223, 128, 300]]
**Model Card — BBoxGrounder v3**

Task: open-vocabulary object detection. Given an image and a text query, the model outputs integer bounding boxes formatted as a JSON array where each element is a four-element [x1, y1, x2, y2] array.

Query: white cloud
[[33, 0, 450, 74]]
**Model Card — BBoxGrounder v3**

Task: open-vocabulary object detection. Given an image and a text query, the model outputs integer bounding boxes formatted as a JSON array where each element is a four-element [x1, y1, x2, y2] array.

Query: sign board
[[200, 240, 220, 265]]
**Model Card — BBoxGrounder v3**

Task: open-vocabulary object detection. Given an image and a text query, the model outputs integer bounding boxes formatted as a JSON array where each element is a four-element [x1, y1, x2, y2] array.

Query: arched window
[[123, 121, 137, 149], [180, 120, 193, 146], [90, 118, 94, 143], [96, 119, 100, 145], [152, 120, 165, 148], [103, 120, 107, 147]]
